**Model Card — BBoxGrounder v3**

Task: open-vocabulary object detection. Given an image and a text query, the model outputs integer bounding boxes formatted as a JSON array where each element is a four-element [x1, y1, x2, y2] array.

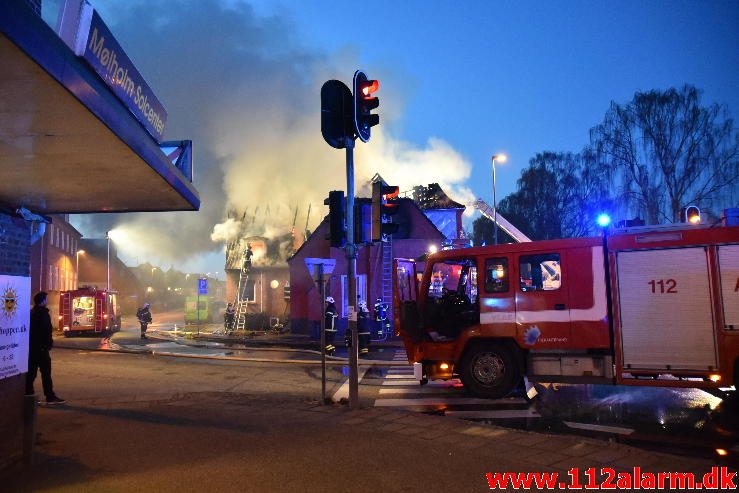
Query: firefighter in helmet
[[243, 243, 253, 272], [136, 303, 152, 340], [224, 303, 236, 334], [374, 297, 389, 338], [324, 296, 338, 355]]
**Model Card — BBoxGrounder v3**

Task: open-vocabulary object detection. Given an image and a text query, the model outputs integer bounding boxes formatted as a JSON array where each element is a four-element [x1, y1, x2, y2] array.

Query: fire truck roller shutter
[[458, 340, 523, 399], [616, 247, 718, 371], [717, 245, 739, 386]]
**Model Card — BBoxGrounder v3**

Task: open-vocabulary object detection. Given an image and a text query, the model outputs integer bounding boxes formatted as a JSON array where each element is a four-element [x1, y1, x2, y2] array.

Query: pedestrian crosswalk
[[372, 350, 540, 422]]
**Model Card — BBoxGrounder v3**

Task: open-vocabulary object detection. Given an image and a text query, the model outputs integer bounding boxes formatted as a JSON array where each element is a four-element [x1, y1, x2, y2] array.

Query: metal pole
[[197, 278, 200, 337], [106, 232, 110, 290], [492, 157, 498, 245], [345, 138, 360, 410], [319, 263, 326, 404]]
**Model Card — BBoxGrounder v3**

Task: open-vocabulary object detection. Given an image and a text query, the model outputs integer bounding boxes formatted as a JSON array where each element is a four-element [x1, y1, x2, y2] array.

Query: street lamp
[[491, 153, 507, 245], [106, 231, 110, 291], [76, 250, 85, 288]]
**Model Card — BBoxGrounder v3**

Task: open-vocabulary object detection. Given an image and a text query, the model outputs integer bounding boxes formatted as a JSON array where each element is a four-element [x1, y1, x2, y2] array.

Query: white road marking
[[378, 386, 465, 395], [380, 379, 458, 387], [445, 409, 540, 419], [563, 421, 635, 435], [332, 366, 370, 402], [374, 397, 527, 407]]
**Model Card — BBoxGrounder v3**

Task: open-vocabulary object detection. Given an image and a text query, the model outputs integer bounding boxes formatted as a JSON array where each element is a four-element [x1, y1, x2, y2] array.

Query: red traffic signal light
[[354, 70, 380, 143], [372, 181, 399, 242]]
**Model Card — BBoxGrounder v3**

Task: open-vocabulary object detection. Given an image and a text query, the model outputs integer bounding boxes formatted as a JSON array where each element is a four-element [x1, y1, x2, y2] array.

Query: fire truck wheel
[[460, 342, 521, 399]]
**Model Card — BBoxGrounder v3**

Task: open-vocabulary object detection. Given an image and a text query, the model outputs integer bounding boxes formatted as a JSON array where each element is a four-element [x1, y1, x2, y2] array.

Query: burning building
[[223, 210, 303, 327]]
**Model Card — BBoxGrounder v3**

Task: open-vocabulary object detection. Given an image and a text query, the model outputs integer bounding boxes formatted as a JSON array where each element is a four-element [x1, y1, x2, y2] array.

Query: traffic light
[[683, 205, 701, 224], [321, 80, 353, 149], [354, 199, 372, 245], [371, 181, 400, 242], [353, 70, 380, 143], [324, 191, 346, 247]]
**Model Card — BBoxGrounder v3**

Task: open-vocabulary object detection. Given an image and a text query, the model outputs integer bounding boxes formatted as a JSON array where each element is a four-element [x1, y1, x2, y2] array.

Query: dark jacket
[[136, 308, 152, 324], [29, 305, 53, 352], [324, 302, 337, 331]]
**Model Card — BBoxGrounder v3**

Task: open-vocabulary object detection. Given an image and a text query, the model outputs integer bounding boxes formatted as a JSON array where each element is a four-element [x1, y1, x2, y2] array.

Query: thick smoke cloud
[[74, 0, 474, 270]]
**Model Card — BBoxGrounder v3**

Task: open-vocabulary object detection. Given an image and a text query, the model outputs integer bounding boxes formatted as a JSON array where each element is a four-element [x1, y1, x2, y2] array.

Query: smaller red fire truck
[[394, 222, 739, 398], [59, 287, 121, 336]]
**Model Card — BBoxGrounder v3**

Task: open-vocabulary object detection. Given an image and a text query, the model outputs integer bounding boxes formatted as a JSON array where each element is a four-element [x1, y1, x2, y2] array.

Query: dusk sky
[[52, 0, 739, 275]]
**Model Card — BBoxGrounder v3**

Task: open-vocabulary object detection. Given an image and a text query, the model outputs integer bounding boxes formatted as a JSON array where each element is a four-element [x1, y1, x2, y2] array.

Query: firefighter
[[136, 303, 152, 339], [374, 297, 389, 338], [224, 303, 236, 334], [243, 243, 253, 272], [324, 296, 338, 355]]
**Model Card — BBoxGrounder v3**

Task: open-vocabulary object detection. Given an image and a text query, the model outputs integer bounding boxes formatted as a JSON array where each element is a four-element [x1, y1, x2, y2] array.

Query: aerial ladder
[[234, 244, 253, 332], [471, 198, 532, 243]]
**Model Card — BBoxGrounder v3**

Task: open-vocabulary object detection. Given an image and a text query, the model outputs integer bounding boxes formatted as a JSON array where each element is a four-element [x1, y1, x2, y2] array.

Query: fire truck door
[[60, 292, 70, 327], [95, 296, 103, 332], [514, 250, 571, 348], [478, 256, 516, 335], [616, 247, 717, 371], [394, 259, 421, 342]]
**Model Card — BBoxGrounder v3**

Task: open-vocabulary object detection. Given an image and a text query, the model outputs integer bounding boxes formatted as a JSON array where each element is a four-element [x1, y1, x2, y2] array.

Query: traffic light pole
[[345, 137, 360, 410]]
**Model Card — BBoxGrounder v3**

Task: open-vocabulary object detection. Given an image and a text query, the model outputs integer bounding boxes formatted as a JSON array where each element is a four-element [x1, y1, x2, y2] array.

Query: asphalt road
[[52, 316, 739, 466]]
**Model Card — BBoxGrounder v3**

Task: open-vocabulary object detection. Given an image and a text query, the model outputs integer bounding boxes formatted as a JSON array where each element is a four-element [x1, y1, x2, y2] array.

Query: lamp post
[[491, 153, 507, 245], [76, 250, 85, 289], [106, 231, 110, 291]]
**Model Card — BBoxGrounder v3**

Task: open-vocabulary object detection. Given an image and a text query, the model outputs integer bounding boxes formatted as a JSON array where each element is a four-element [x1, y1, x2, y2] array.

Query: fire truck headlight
[[439, 362, 449, 370], [708, 374, 721, 382], [596, 213, 611, 228]]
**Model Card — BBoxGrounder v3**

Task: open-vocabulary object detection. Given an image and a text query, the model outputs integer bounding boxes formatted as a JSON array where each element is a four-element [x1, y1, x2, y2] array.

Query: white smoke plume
[[74, 0, 475, 269]]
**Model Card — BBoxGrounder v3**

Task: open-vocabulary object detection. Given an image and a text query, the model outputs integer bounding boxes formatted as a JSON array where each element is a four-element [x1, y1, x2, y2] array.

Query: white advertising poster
[[0, 275, 30, 380]]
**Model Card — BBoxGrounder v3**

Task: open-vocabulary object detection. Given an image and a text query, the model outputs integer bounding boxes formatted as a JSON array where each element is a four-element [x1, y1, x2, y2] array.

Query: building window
[[519, 253, 562, 292], [340, 274, 367, 318], [485, 258, 509, 293], [243, 279, 256, 302]]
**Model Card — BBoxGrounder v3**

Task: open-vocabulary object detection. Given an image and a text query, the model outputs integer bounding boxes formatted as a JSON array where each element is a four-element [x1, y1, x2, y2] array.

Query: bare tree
[[590, 85, 739, 224], [496, 152, 613, 240]]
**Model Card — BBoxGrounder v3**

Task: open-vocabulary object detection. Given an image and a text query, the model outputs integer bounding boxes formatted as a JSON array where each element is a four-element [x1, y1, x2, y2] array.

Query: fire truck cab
[[59, 287, 122, 336], [394, 224, 739, 398]]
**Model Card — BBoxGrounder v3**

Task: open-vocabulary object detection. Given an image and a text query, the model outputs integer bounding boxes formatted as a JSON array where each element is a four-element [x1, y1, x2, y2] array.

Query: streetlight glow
[[493, 153, 507, 163]]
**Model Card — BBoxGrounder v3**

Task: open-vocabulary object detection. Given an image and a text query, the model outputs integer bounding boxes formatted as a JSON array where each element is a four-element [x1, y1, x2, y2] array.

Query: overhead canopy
[[0, 2, 199, 214]]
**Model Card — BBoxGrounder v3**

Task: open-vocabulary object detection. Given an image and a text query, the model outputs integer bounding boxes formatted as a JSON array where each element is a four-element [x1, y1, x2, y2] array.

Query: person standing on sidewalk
[[136, 303, 152, 339], [25, 291, 65, 405]]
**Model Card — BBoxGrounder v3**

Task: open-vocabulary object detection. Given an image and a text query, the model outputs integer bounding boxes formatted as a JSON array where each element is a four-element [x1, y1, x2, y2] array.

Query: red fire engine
[[394, 223, 739, 398], [59, 287, 122, 336]]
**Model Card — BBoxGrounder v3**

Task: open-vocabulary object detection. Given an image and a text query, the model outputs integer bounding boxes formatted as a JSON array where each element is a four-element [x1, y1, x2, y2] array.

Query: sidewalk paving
[[4, 391, 734, 492]]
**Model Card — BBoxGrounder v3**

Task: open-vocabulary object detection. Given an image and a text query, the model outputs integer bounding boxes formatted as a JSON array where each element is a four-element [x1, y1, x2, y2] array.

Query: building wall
[[289, 204, 445, 338], [29, 215, 82, 328], [225, 266, 290, 320], [0, 212, 31, 469]]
